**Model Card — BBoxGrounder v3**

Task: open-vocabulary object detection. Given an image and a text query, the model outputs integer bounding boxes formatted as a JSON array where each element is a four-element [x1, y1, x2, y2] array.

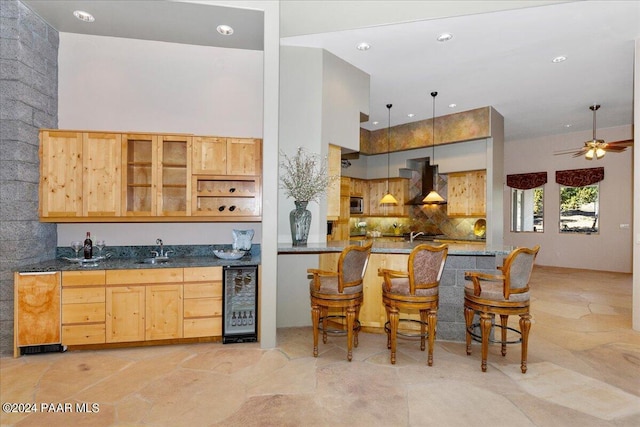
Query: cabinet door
[[447, 170, 486, 217], [158, 135, 192, 216], [14, 272, 61, 353], [192, 136, 227, 175], [146, 284, 183, 340], [387, 178, 409, 216], [122, 134, 158, 216], [468, 170, 487, 216], [106, 286, 145, 342], [326, 144, 341, 220], [39, 130, 83, 218], [227, 138, 261, 175], [83, 132, 122, 217]]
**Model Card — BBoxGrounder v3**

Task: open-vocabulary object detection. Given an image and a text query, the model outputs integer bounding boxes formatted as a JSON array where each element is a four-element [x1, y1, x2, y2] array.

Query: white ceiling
[[21, 0, 640, 143]]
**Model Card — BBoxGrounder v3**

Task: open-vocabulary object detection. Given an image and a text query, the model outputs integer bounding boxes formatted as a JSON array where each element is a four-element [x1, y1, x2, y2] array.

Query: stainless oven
[[350, 197, 364, 214]]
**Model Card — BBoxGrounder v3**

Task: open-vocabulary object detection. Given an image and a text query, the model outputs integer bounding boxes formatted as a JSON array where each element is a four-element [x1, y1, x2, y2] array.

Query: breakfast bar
[[278, 240, 513, 341]]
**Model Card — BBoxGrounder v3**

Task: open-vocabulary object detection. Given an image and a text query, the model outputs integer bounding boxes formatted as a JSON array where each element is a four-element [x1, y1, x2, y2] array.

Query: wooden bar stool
[[464, 245, 540, 373], [308, 241, 373, 361], [380, 243, 448, 366]]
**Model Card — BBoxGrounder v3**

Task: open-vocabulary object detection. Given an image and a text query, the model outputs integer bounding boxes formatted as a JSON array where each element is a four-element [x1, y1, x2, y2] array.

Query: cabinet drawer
[[183, 267, 222, 282], [184, 297, 222, 318], [62, 324, 105, 345], [62, 302, 105, 324], [106, 268, 183, 285], [62, 287, 105, 304], [184, 282, 222, 299], [62, 270, 106, 286], [184, 317, 221, 338]]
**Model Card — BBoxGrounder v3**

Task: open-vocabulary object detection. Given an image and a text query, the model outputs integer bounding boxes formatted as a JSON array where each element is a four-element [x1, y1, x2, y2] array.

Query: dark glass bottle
[[83, 232, 93, 259]]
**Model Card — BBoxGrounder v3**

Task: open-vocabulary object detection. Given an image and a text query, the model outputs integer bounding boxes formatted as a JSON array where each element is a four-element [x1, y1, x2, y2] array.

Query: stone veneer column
[[0, 0, 58, 356]]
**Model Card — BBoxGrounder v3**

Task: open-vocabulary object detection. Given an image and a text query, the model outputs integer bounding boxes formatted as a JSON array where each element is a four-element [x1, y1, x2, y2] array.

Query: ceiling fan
[[554, 104, 633, 160]]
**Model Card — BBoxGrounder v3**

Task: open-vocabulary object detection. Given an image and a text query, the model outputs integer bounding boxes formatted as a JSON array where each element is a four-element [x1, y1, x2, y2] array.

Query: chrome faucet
[[410, 231, 425, 242], [151, 238, 172, 258]]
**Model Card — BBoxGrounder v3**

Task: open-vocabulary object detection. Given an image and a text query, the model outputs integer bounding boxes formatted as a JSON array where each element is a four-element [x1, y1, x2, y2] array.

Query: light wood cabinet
[[146, 284, 183, 340], [14, 272, 61, 356], [122, 133, 192, 217], [83, 132, 122, 217], [368, 178, 408, 216], [349, 178, 367, 197], [326, 144, 342, 220], [447, 170, 486, 217], [318, 252, 408, 328], [61, 270, 106, 345], [192, 175, 261, 219], [40, 129, 261, 222], [105, 285, 146, 343], [40, 131, 121, 218], [192, 136, 261, 176], [183, 267, 223, 338]]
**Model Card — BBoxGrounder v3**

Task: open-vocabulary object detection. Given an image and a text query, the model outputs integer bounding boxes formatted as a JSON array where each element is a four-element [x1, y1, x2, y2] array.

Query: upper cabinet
[[447, 170, 486, 217], [368, 178, 409, 217], [40, 130, 121, 219], [192, 136, 261, 176], [40, 130, 262, 222]]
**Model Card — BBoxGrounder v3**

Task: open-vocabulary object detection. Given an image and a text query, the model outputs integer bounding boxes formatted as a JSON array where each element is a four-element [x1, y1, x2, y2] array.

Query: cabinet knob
[[229, 205, 236, 211], [218, 206, 226, 212], [229, 188, 236, 193]]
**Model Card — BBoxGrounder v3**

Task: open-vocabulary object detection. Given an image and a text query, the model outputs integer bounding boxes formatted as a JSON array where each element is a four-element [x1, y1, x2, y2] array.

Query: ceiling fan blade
[[603, 146, 628, 152], [554, 147, 584, 155], [604, 139, 633, 147]]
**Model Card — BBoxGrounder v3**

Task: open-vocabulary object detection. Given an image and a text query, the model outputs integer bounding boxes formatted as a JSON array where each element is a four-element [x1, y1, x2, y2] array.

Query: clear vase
[[290, 201, 311, 246]]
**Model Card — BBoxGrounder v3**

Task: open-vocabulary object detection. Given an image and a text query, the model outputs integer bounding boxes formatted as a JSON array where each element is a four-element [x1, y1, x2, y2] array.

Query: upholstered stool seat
[[309, 241, 372, 361], [464, 245, 540, 373], [380, 244, 448, 366]]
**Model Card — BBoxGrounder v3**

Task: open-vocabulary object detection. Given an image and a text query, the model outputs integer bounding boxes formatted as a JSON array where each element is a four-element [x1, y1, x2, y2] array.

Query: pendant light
[[380, 104, 399, 205], [423, 92, 446, 204]]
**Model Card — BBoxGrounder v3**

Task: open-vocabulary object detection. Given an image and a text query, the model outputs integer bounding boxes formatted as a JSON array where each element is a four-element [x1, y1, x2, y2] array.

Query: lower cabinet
[[18, 266, 225, 354], [14, 272, 61, 356], [61, 270, 106, 345], [183, 267, 223, 338]]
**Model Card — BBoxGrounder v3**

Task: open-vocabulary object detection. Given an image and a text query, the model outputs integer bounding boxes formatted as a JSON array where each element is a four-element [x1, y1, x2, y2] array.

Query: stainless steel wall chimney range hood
[[405, 161, 446, 205]]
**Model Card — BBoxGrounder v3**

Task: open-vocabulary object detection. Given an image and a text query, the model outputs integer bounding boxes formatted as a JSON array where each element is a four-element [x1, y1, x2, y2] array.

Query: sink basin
[[136, 257, 170, 265]]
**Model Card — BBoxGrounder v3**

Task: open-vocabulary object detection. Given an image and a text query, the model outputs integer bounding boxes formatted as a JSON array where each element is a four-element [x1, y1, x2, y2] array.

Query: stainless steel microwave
[[350, 197, 364, 214]]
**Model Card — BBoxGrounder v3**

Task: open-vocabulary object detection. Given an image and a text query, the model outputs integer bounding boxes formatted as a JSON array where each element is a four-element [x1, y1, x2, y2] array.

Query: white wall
[[504, 125, 633, 273], [56, 32, 265, 246], [633, 38, 639, 331]]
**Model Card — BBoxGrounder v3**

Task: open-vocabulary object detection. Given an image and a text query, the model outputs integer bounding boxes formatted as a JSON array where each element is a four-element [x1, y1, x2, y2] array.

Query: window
[[559, 184, 599, 234], [506, 171, 547, 233], [511, 187, 543, 232]]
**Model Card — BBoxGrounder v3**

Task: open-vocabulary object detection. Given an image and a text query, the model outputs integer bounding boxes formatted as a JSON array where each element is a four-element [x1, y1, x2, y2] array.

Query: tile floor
[[1, 266, 639, 426]]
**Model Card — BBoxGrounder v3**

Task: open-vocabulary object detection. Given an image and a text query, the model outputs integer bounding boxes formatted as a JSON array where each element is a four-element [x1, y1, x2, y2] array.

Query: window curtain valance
[[555, 167, 604, 187], [506, 172, 547, 190]]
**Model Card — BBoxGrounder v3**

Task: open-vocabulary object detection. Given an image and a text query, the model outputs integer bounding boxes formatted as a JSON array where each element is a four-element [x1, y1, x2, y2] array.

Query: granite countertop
[[15, 245, 261, 273], [278, 240, 512, 256]]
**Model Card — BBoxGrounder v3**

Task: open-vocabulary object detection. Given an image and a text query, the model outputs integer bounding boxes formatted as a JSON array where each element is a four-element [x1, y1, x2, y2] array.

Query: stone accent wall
[[0, 0, 58, 356]]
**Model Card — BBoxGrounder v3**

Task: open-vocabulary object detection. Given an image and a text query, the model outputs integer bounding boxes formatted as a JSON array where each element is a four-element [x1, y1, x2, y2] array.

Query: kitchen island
[[278, 240, 513, 342]]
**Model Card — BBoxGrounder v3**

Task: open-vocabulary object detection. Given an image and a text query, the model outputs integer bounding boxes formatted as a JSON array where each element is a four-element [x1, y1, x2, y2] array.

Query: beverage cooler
[[222, 265, 258, 344]]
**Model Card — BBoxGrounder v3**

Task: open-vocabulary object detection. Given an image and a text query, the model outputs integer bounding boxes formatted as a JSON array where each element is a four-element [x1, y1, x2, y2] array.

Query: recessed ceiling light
[[372, 121, 379, 125], [217, 25, 234, 36], [356, 42, 371, 51], [552, 55, 567, 63], [436, 33, 453, 42], [407, 113, 415, 118], [564, 124, 572, 128], [73, 10, 95, 23], [448, 103, 457, 108]]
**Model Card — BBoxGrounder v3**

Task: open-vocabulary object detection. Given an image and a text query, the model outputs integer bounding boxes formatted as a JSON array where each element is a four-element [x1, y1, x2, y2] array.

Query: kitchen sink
[[136, 257, 170, 265]]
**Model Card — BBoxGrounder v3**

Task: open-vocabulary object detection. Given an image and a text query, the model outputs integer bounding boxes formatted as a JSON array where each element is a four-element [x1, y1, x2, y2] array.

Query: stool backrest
[[503, 245, 540, 299], [409, 244, 448, 294], [338, 241, 373, 293]]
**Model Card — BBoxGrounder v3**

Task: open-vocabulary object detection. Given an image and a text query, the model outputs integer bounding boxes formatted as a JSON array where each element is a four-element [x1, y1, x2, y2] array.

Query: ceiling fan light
[[595, 147, 606, 159], [422, 190, 446, 204], [585, 148, 595, 160], [380, 193, 399, 205]]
